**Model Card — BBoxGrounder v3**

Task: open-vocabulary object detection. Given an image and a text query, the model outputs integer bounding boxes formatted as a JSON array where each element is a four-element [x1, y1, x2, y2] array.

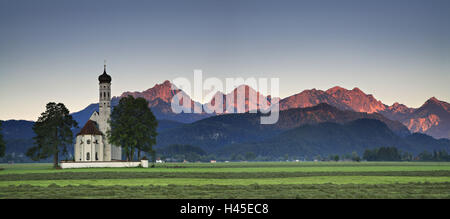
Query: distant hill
[[216, 119, 450, 158], [1, 120, 35, 155], [1, 120, 35, 140], [155, 103, 410, 152]]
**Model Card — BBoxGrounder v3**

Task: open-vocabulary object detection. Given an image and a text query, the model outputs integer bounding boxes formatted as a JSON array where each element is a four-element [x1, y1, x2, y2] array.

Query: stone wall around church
[[60, 160, 148, 169]]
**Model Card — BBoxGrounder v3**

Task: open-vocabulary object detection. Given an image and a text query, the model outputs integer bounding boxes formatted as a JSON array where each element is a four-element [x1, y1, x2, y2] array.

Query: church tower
[[98, 62, 111, 127], [97, 62, 121, 160]]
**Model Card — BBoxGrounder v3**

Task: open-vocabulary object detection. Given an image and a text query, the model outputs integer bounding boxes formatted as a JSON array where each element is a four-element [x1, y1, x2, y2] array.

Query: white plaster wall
[[74, 135, 82, 161], [60, 161, 148, 169], [75, 134, 105, 162]]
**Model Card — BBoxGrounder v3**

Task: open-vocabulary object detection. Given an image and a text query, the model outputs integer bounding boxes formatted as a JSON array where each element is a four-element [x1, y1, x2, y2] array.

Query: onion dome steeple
[[98, 61, 112, 83]]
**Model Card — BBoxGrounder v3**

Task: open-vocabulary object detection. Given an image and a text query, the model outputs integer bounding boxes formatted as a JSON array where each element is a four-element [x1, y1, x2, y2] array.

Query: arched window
[[86, 152, 90, 161], [95, 152, 98, 161], [108, 92, 110, 98], [104, 92, 106, 98], [87, 139, 91, 144]]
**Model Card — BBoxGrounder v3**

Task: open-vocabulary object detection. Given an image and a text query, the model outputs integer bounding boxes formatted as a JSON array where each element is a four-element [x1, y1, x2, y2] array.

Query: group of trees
[[313, 152, 361, 162], [107, 96, 158, 161], [18, 96, 158, 168], [362, 146, 414, 161], [417, 150, 450, 161], [363, 147, 403, 161], [363, 146, 450, 162]]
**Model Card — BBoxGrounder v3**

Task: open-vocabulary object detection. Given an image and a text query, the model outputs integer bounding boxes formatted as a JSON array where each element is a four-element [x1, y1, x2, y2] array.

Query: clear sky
[[0, 0, 449, 121]]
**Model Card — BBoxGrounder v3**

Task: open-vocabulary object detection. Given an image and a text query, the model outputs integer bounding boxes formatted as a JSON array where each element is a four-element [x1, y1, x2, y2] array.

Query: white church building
[[61, 63, 148, 168], [73, 63, 121, 162]]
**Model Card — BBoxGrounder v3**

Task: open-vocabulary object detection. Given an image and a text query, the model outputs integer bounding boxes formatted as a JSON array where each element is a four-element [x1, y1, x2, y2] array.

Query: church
[[73, 63, 122, 162]]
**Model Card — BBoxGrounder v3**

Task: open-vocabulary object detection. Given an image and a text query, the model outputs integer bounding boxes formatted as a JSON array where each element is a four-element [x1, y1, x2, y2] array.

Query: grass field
[[0, 162, 449, 198]]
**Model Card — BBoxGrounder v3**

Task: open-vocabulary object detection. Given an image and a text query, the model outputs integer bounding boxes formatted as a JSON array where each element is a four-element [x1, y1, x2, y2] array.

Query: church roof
[[77, 120, 103, 136], [98, 64, 112, 83]]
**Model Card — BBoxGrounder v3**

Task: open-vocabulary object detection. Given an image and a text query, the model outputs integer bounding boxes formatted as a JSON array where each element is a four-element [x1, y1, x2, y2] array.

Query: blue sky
[[0, 0, 449, 120]]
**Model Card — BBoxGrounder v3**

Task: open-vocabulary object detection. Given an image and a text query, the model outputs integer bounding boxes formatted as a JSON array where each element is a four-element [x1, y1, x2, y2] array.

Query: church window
[[87, 139, 91, 144], [108, 92, 110, 98], [104, 92, 106, 98], [86, 152, 90, 161], [95, 152, 98, 161]]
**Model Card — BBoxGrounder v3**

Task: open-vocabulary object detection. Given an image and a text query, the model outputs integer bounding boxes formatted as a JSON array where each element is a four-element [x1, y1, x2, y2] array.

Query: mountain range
[[278, 86, 450, 139], [96, 80, 449, 139], [154, 103, 411, 151], [1, 80, 449, 159]]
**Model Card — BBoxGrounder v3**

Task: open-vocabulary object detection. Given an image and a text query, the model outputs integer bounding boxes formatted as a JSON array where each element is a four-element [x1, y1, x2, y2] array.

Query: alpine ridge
[[68, 81, 450, 139]]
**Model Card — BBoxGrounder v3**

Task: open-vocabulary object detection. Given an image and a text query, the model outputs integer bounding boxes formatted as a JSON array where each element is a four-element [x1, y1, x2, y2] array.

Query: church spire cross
[[104, 60, 107, 73]]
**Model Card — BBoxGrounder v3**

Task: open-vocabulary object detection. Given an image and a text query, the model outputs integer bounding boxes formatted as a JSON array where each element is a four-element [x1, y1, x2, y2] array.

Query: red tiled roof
[[77, 120, 103, 136]]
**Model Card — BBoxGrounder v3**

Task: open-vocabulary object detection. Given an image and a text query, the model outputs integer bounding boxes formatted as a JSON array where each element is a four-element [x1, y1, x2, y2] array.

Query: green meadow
[[0, 162, 449, 198]]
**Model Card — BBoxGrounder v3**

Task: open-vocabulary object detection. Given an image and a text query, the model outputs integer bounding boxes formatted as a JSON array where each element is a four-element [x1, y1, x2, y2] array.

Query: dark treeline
[[416, 150, 450, 161], [363, 147, 403, 161], [155, 144, 450, 162], [363, 146, 450, 162]]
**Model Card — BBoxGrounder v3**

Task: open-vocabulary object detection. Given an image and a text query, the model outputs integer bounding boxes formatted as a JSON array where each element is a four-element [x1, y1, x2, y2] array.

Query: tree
[[418, 151, 433, 161], [108, 96, 158, 161], [231, 153, 244, 161], [401, 152, 413, 161], [351, 151, 361, 162], [26, 102, 78, 168], [0, 121, 5, 157], [244, 152, 256, 161], [333, 155, 339, 162]]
